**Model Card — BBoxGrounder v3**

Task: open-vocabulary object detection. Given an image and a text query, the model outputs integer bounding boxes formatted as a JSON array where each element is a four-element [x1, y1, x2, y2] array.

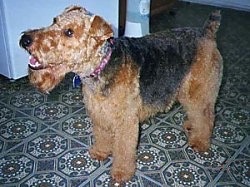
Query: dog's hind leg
[[178, 41, 223, 152], [180, 100, 215, 152]]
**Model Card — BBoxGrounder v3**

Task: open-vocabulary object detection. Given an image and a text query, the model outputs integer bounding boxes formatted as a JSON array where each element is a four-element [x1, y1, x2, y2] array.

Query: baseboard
[[181, 0, 250, 11]]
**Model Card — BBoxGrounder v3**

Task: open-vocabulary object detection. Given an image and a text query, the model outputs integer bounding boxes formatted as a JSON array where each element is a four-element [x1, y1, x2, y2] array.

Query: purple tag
[[73, 74, 81, 88]]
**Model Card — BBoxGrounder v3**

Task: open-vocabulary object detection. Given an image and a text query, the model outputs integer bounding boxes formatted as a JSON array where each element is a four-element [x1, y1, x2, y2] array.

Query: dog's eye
[[53, 18, 57, 24], [64, 28, 74, 37]]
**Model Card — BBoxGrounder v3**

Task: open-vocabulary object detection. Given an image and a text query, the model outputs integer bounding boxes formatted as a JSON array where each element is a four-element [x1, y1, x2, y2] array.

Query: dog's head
[[20, 6, 113, 92]]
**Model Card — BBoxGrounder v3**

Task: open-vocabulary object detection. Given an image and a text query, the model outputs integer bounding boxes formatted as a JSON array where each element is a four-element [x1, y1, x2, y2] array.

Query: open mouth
[[29, 55, 44, 70]]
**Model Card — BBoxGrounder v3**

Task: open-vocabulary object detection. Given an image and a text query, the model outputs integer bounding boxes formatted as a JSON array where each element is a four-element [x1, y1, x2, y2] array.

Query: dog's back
[[112, 29, 199, 107], [101, 11, 221, 109]]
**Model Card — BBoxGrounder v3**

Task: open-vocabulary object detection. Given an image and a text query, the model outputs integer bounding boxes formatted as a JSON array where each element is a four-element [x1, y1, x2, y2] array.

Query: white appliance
[[124, 0, 151, 37], [0, 0, 119, 79]]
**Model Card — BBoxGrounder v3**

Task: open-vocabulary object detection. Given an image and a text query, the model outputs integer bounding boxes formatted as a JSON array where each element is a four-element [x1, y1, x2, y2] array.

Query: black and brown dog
[[20, 6, 223, 182]]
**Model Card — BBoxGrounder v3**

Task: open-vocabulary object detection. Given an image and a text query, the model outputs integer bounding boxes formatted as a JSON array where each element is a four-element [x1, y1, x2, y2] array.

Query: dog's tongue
[[29, 55, 43, 70], [29, 56, 37, 65]]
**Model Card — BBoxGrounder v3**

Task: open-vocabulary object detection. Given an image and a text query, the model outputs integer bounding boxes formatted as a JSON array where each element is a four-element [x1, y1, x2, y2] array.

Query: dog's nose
[[20, 34, 33, 48]]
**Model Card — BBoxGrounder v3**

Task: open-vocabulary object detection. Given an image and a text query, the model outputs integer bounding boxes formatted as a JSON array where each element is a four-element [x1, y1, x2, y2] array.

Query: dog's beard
[[28, 68, 64, 93]]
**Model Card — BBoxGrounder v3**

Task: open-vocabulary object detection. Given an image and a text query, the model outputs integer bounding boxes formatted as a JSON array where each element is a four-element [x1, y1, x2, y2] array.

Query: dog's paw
[[188, 138, 210, 152], [89, 147, 110, 161], [111, 168, 134, 183]]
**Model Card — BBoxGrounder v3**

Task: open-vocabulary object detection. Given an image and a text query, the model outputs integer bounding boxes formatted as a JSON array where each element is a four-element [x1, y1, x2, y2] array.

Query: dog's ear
[[89, 15, 114, 40]]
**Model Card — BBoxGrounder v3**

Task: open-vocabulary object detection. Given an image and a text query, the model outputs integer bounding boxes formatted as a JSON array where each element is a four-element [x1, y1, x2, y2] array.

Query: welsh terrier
[[20, 6, 223, 182]]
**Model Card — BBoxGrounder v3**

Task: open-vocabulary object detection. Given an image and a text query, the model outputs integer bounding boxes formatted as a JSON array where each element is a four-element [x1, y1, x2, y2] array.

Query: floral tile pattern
[[0, 2, 250, 186]]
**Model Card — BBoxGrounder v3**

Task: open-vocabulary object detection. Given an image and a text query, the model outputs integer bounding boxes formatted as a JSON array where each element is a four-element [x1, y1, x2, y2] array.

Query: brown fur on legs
[[178, 38, 223, 151], [83, 61, 141, 182], [20, 7, 223, 182]]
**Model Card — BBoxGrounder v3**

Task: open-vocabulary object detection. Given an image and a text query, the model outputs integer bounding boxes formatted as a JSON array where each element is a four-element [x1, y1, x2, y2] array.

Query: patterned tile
[[149, 126, 187, 149], [186, 144, 228, 168], [21, 172, 67, 187], [93, 171, 141, 187], [0, 1, 250, 186], [58, 149, 101, 177], [0, 106, 46, 151], [221, 106, 249, 127], [0, 154, 34, 185], [213, 121, 246, 144], [0, 118, 38, 140], [9, 91, 45, 108], [34, 102, 70, 122], [230, 159, 250, 186], [27, 134, 68, 159], [0, 105, 14, 124], [163, 162, 209, 186], [137, 144, 167, 171], [61, 114, 92, 137], [61, 90, 83, 106]]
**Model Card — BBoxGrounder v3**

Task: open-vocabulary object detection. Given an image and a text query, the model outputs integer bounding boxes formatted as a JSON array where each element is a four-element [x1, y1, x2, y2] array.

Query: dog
[[20, 6, 223, 182]]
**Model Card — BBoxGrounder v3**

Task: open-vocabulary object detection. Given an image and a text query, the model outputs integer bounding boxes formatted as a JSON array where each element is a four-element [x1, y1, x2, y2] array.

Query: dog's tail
[[202, 10, 221, 39]]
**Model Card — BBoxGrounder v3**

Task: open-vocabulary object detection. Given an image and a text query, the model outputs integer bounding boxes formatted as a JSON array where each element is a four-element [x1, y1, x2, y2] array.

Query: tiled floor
[[0, 2, 249, 187]]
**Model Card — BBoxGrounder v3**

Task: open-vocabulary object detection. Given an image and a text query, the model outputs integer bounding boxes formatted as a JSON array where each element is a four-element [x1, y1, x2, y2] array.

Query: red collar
[[89, 38, 114, 78], [73, 38, 114, 88]]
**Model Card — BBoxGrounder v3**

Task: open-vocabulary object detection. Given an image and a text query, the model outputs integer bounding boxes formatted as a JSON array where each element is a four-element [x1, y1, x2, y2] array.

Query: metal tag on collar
[[73, 74, 81, 88]]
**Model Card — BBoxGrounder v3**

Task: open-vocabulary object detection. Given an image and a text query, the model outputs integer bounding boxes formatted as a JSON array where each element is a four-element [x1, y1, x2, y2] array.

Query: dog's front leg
[[111, 115, 139, 182], [89, 123, 113, 161]]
